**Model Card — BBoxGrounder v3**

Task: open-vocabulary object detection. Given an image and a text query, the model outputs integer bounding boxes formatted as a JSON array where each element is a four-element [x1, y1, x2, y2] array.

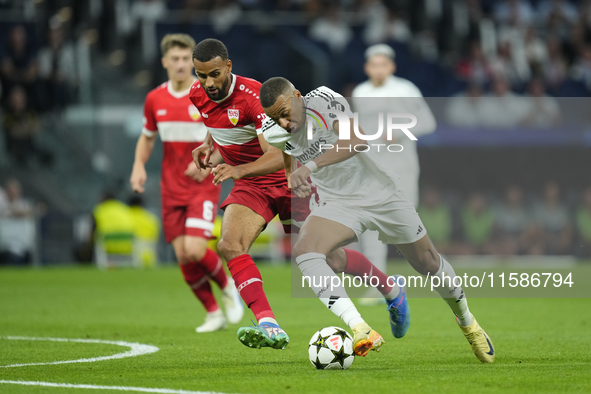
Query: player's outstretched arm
[[130, 133, 156, 193], [283, 151, 293, 188], [245, 133, 285, 176], [312, 119, 365, 168], [210, 147, 223, 167], [282, 150, 311, 198], [210, 133, 284, 186], [185, 146, 223, 182], [290, 118, 361, 194], [192, 132, 215, 170]]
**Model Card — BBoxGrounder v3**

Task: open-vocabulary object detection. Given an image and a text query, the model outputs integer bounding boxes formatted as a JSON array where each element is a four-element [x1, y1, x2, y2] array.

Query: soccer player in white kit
[[259, 77, 495, 363], [352, 44, 436, 304]]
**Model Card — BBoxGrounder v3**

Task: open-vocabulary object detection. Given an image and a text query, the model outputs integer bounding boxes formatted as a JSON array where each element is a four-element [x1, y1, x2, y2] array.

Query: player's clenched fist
[[130, 163, 147, 193], [211, 164, 244, 186], [290, 166, 312, 198], [192, 143, 214, 170]]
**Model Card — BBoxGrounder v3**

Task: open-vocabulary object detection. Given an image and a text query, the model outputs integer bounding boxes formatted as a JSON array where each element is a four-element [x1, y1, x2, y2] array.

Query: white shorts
[[309, 190, 426, 245]]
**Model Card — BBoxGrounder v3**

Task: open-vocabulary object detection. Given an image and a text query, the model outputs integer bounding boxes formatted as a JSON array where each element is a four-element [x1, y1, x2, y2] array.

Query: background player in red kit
[[190, 39, 400, 355], [130, 34, 243, 333]]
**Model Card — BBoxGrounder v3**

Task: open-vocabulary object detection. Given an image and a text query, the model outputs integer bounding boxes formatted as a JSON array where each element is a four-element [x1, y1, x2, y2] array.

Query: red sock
[[343, 248, 393, 296], [227, 254, 274, 322], [196, 248, 228, 290], [179, 262, 219, 313]]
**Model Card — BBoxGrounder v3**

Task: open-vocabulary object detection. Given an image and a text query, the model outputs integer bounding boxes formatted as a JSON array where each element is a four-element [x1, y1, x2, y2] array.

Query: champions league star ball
[[308, 326, 355, 370]]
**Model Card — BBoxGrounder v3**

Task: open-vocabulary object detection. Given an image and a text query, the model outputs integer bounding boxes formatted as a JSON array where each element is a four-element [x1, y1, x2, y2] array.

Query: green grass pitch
[[1, 264, 590, 394]]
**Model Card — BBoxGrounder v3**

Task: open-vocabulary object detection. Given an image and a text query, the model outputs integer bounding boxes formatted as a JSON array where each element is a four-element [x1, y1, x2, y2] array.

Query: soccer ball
[[308, 326, 355, 370]]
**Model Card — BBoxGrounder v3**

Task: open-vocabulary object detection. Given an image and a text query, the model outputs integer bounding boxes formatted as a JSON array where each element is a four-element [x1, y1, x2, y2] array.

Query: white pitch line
[[0, 380, 230, 394], [0, 336, 159, 368]]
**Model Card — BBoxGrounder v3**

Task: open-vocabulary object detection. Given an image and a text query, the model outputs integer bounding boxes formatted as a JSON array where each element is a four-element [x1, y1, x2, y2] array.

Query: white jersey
[[264, 86, 403, 204]]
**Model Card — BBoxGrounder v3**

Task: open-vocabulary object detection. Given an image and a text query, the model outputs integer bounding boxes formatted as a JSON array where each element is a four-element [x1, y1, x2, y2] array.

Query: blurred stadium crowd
[[418, 182, 591, 258], [159, 0, 591, 96], [4, 0, 591, 100], [0, 0, 590, 264]]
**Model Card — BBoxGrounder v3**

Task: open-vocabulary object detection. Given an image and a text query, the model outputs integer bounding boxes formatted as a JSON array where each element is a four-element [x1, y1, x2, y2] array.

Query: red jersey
[[143, 81, 220, 200], [188, 74, 286, 187]]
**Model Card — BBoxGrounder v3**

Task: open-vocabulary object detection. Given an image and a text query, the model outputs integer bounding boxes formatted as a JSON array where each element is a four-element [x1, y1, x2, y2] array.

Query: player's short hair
[[192, 38, 229, 62], [160, 34, 196, 56], [260, 77, 295, 108]]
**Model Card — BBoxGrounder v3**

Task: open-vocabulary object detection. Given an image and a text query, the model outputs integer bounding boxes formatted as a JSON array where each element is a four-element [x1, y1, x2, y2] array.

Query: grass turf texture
[[1, 264, 590, 394]]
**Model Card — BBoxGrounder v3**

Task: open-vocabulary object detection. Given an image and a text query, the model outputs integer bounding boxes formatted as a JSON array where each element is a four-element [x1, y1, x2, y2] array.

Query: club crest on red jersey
[[188, 104, 201, 121], [228, 109, 239, 126]]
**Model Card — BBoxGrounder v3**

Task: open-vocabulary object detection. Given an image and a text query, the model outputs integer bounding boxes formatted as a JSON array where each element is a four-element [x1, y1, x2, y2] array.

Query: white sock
[[296, 253, 365, 329], [385, 284, 400, 301], [432, 255, 473, 326], [258, 317, 278, 325]]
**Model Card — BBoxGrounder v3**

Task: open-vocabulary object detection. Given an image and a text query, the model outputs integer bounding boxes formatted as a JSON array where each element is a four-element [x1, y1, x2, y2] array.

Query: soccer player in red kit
[[189, 39, 401, 356], [130, 34, 243, 333], [190, 39, 292, 350]]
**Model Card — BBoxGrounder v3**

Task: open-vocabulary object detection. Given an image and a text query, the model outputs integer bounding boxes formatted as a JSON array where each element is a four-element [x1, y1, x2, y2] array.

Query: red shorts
[[221, 184, 314, 233], [161, 192, 221, 243]]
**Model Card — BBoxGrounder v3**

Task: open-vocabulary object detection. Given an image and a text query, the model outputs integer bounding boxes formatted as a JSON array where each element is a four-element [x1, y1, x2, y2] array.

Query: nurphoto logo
[[306, 107, 418, 153]]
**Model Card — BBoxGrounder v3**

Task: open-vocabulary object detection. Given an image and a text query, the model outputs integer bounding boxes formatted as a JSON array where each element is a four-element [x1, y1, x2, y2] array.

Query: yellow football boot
[[458, 314, 495, 363], [352, 322, 385, 357]]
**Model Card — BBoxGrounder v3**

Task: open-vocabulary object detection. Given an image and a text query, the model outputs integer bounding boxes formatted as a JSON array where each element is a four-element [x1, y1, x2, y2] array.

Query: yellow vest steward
[[129, 206, 160, 242], [93, 200, 134, 254]]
